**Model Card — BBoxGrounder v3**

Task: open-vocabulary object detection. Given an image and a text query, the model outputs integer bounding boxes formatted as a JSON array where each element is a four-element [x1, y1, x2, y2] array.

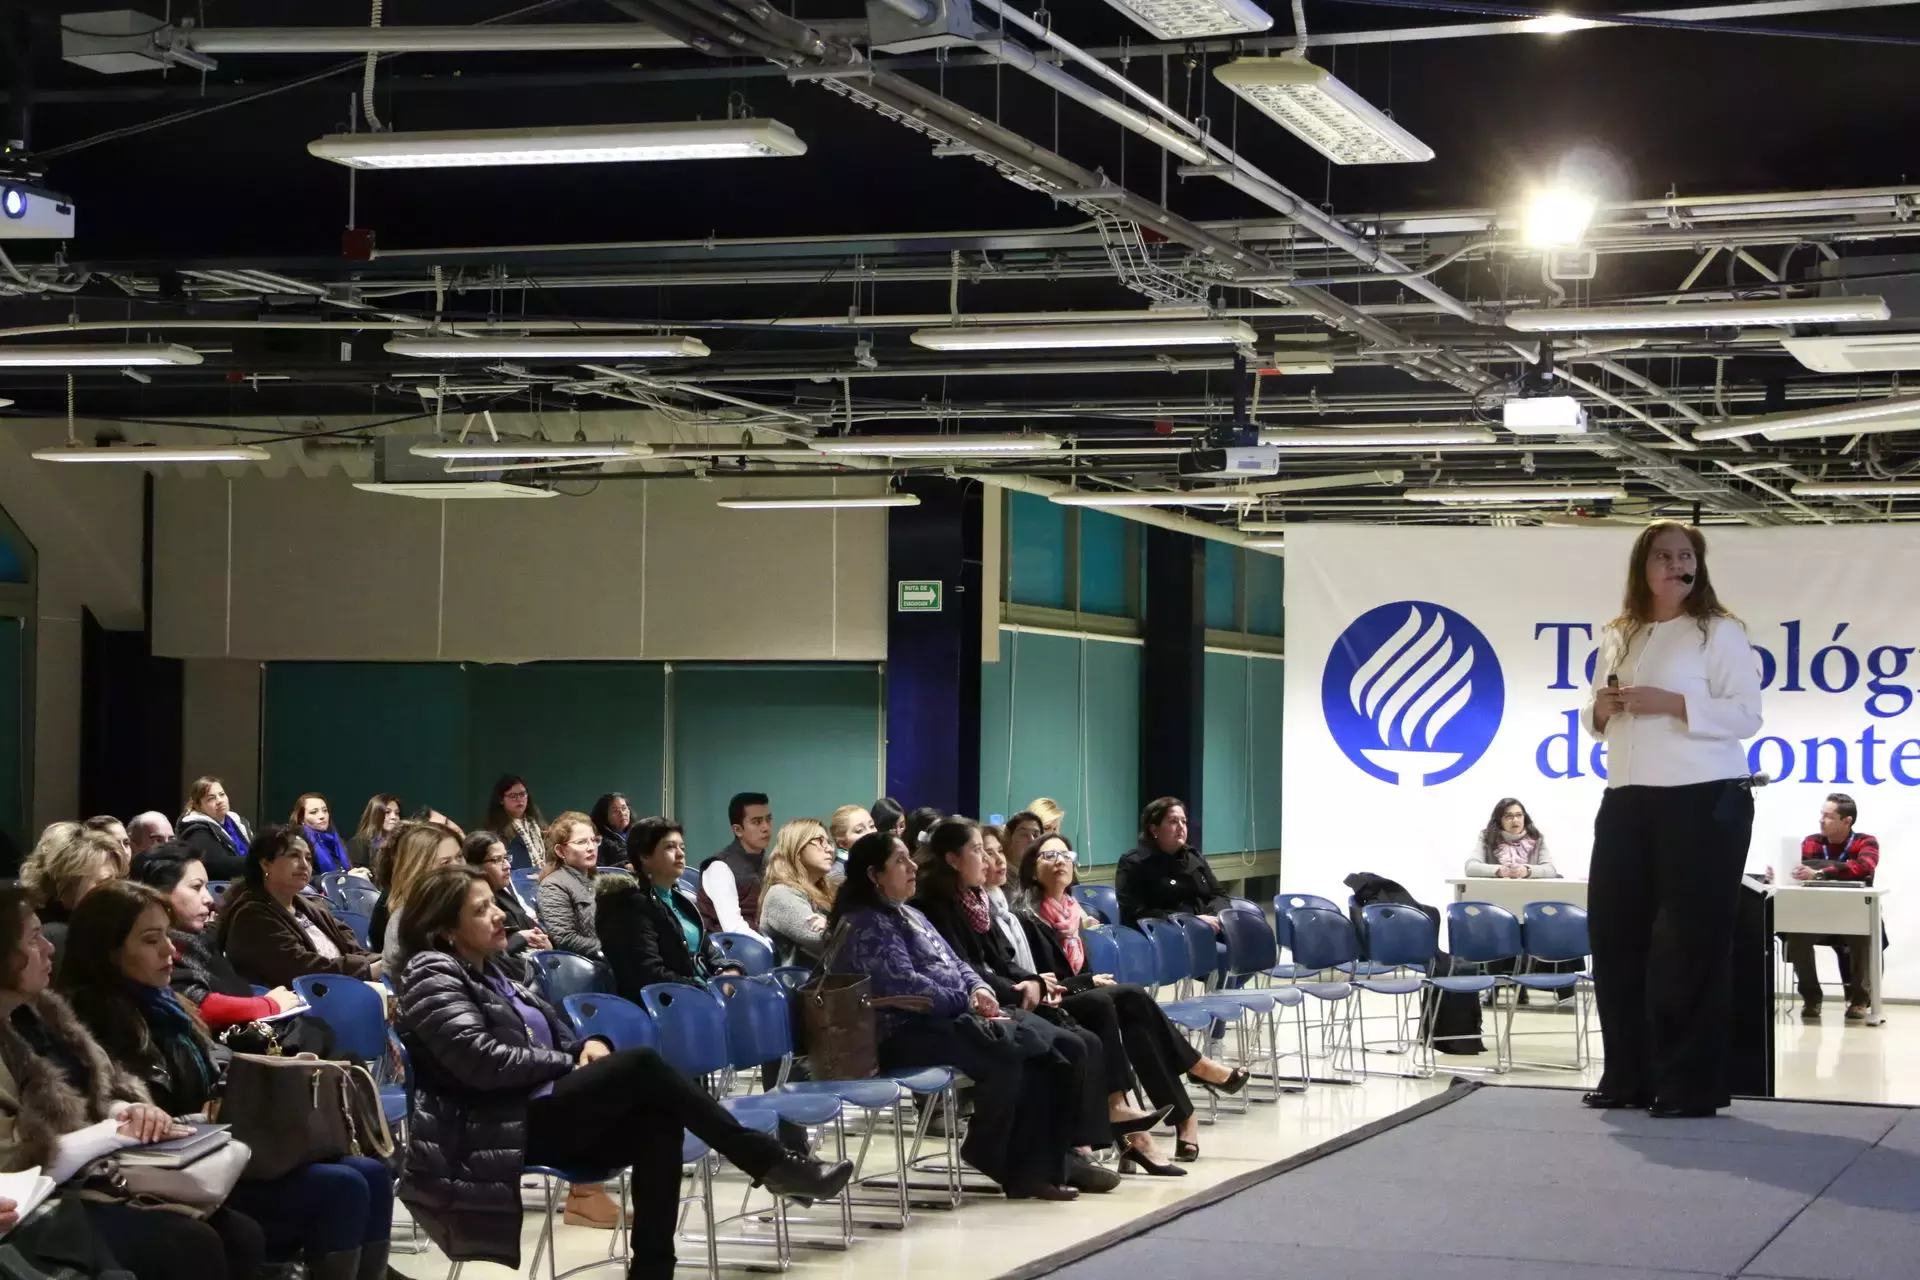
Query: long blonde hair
[[21, 824, 123, 911], [764, 818, 837, 914], [386, 822, 459, 911], [1026, 797, 1066, 832]]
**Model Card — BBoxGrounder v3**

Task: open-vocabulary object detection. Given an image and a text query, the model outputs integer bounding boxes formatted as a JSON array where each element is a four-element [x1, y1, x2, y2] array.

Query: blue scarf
[[305, 826, 349, 874], [221, 815, 250, 857], [135, 983, 217, 1106]]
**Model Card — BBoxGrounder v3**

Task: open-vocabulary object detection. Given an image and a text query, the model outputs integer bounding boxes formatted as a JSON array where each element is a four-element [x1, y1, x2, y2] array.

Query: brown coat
[[216, 885, 378, 988], [0, 992, 150, 1174]]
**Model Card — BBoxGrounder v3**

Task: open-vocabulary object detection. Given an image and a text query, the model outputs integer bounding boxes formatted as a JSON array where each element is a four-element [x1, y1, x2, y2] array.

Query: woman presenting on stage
[[1580, 521, 1763, 1118]]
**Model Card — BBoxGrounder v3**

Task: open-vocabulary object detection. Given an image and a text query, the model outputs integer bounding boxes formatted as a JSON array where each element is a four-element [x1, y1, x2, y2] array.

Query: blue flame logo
[[1322, 601, 1504, 787]]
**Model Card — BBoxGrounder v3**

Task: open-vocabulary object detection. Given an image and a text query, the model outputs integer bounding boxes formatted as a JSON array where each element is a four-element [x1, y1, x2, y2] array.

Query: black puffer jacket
[[395, 949, 577, 1267]]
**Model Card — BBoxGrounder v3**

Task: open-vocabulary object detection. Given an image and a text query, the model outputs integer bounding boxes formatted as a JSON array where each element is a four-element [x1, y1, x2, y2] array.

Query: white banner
[[1281, 525, 1920, 998]]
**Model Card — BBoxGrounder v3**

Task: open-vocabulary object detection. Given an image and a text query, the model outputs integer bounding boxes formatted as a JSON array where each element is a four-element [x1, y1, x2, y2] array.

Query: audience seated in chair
[[463, 831, 549, 980], [19, 823, 124, 968], [759, 819, 840, 967], [377, 823, 464, 976], [485, 775, 546, 871], [590, 793, 634, 872], [348, 794, 402, 876], [176, 776, 253, 883], [537, 812, 605, 961], [217, 825, 382, 988], [291, 793, 354, 877], [598, 817, 738, 997]]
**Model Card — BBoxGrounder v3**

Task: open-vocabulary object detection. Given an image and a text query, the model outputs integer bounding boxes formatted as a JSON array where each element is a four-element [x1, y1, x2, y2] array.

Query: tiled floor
[[391, 999, 1917, 1280]]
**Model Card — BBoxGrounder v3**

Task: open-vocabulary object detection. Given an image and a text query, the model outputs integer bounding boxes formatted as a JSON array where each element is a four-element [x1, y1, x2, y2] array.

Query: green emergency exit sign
[[897, 580, 942, 612]]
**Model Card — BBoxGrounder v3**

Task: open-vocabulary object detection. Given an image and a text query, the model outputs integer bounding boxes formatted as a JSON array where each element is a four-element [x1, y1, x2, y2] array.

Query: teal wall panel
[[1205, 542, 1239, 630], [1007, 492, 1069, 609], [1079, 638, 1142, 862], [1077, 511, 1129, 616], [1249, 657, 1284, 845], [467, 663, 665, 822], [1246, 553, 1285, 638], [1202, 651, 1284, 856]]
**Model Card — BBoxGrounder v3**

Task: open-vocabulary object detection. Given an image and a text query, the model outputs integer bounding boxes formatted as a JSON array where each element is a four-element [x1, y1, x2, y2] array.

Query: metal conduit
[[183, 23, 685, 51]]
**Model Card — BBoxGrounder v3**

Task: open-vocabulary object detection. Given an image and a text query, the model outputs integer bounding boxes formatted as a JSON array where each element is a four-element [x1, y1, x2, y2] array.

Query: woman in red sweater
[[129, 842, 302, 1029]]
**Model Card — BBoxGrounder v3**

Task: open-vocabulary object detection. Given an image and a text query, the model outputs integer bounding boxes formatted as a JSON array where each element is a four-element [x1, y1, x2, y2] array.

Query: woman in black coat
[[596, 818, 733, 997], [1114, 797, 1231, 929], [393, 866, 850, 1277]]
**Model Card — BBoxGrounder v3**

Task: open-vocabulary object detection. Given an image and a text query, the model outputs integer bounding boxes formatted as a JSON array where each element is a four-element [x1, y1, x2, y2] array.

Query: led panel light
[[385, 335, 709, 359], [1258, 426, 1496, 447], [1242, 536, 1287, 549], [809, 434, 1062, 456], [1214, 56, 1433, 166], [716, 494, 922, 510], [1406, 485, 1629, 504], [32, 444, 270, 463], [910, 320, 1255, 351], [1690, 391, 1920, 443], [309, 120, 807, 169], [1098, 0, 1271, 41], [1506, 296, 1891, 333], [353, 482, 557, 499], [1049, 491, 1261, 507], [0, 343, 202, 367], [410, 441, 654, 460], [1502, 396, 1589, 434], [1790, 480, 1920, 497]]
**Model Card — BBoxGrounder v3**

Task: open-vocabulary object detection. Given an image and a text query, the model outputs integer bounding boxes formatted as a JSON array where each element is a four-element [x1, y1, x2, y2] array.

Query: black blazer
[[910, 891, 1037, 1010], [1115, 839, 1231, 927], [1017, 910, 1099, 994], [597, 875, 716, 997]]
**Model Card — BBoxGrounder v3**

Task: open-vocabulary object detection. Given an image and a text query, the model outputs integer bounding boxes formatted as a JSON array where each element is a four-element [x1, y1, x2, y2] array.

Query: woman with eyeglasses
[[589, 794, 634, 872], [463, 832, 549, 979], [1014, 831, 1246, 1165], [760, 819, 839, 966], [535, 812, 603, 961], [483, 776, 546, 871]]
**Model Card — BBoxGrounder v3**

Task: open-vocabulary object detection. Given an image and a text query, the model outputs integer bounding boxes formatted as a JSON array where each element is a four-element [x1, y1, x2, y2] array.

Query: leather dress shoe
[[1580, 1091, 1644, 1110], [1647, 1102, 1719, 1119]]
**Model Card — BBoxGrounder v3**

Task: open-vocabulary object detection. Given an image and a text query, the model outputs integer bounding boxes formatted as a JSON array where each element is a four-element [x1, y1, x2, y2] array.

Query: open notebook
[[0, 1166, 57, 1236]]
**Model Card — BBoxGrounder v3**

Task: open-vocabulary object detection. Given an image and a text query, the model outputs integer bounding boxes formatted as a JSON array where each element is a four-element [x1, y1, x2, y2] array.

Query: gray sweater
[[759, 882, 828, 966], [1465, 835, 1560, 879], [537, 864, 602, 959]]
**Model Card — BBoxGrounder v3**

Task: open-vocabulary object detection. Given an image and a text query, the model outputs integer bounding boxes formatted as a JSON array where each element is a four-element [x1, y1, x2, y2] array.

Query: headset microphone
[[1679, 572, 1696, 585]]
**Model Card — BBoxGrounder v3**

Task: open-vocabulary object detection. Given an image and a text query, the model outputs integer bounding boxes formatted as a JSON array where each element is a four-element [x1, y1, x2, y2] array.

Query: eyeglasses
[[482, 855, 511, 866], [808, 834, 831, 848], [1036, 848, 1077, 864], [503, 790, 529, 802]]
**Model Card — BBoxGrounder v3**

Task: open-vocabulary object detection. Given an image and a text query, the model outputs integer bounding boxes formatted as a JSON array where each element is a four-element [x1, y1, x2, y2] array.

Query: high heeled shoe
[[1189, 1066, 1250, 1097], [1109, 1104, 1173, 1140], [1173, 1139, 1200, 1163], [1117, 1146, 1188, 1177]]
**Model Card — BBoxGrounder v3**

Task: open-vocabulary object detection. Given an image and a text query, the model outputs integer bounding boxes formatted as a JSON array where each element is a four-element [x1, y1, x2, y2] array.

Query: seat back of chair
[[1360, 903, 1437, 970], [317, 872, 351, 907], [1111, 925, 1158, 989], [711, 932, 775, 977], [509, 867, 541, 904], [1285, 907, 1360, 973], [1173, 914, 1219, 984], [1137, 918, 1192, 988], [712, 974, 793, 1070], [1521, 902, 1590, 964], [291, 973, 388, 1062], [563, 992, 658, 1051], [1082, 926, 1121, 978], [676, 866, 702, 897], [639, 981, 731, 1079], [767, 966, 811, 992], [1446, 901, 1523, 966], [1071, 884, 1119, 926], [336, 909, 373, 950], [1219, 906, 1279, 977], [528, 950, 613, 1006], [1275, 892, 1340, 916], [336, 880, 380, 918]]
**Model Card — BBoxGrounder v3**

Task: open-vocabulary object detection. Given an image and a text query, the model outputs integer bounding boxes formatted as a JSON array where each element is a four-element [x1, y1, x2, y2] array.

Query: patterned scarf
[[1036, 894, 1086, 975], [514, 818, 548, 867], [959, 886, 992, 934], [1495, 832, 1538, 870]]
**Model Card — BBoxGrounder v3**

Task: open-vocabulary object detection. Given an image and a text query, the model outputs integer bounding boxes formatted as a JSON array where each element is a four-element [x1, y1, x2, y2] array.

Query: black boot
[[357, 1241, 402, 1280], [306, 1249, 360, 1280], [757, 1152, 854, 1206]]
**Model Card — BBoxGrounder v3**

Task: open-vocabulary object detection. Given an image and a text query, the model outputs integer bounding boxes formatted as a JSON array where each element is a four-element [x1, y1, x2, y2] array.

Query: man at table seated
[[1783, 792, 1879, 1023]]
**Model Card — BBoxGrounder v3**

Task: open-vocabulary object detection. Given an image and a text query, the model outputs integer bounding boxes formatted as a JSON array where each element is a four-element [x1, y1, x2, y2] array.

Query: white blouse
[[1579, 614, 1764, 789]]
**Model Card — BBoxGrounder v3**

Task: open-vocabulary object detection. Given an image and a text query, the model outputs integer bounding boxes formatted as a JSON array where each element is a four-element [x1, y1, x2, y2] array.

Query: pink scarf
[[1037, 894, 1086, 974], [1496, 834, 1538, 869]]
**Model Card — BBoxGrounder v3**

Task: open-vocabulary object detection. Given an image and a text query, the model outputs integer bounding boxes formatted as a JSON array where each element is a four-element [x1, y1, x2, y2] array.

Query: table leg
[[1867, 895, 1885, 1027]]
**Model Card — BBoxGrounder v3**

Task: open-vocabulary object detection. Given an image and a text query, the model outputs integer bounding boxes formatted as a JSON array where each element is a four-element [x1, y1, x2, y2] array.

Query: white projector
[[0, 183, 76, 239], [1503, 395, 1589, 435]]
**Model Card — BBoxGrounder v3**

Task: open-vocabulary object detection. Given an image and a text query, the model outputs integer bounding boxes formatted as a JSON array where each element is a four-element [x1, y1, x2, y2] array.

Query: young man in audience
[[127, 811, 175, 857], [1783, 792, 1883, 1022], [697, 791, 774, 944]]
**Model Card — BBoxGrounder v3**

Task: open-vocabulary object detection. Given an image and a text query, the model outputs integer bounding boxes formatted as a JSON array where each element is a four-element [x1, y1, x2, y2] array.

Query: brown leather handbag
[[798, 973, 878, 1081], [216, 1053, 395, 1180]]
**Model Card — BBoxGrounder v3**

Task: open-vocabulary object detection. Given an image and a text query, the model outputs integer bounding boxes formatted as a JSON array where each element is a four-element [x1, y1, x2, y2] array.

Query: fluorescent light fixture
[[1690, 391, 1920, 443], [1214, 56, 1434, 166], [1098, 0, 1271, 40], [809, 434, 1062, 456], [1242, 536, 1286, 549], [309, 120, 807, 169], [717, 494, 921, 510], [1050, 491, 1260, 507], [1258, 426, 1497, 447], [410, 441, 653, 460], [1522, 13, 1602, 32], [1406, 485, 1629, 504], [1502, 396, 1590, 434], [0, 343, 202, 367], [32, 444, 270, 463], [353, 482, 557, 499], [1506, 296, 1890, 333], [1522, 188, 1596, 248], [385, 335, 709, 359], [910, 320, 1255, 351], [1263, 353, 1335, 375], [1790, 480, 1920, 497]]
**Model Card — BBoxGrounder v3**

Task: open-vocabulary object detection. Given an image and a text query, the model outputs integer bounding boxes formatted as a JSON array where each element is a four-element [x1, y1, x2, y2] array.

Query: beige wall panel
[[180, 658, 262, 818]]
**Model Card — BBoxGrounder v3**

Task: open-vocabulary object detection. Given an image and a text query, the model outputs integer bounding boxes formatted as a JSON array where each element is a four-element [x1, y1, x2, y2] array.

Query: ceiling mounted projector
[[0, 180, 76, 239], [1503, 396, 1589, 434]]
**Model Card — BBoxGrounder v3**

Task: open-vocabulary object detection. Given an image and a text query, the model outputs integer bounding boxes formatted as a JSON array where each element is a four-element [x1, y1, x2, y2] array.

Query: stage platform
[[1004, 1083, 1920, 1280]]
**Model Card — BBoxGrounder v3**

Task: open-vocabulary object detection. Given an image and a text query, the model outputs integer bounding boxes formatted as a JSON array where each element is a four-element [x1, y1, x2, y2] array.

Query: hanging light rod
[[33, 444, 271, 463], [0, 343, 202, 367], [808, 433, 1062, 456], [1505, 296, 1889, 332], [410, 441, 654, 460], [1214, 55, 1434, 166], [309, 120, 807, 169], [1406, 484, 1629, 504], [716, 494, 922, 510], [385, 335, 710, 359], [910, 320, 1256, 352], [1257, 426, 1496, 447], [1790, 480, 1920, 497], [1690, 390, 1920, 442]]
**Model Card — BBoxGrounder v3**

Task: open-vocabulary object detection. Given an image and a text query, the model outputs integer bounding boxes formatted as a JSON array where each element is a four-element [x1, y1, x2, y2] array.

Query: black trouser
[[1063, 983, 1202, 1123], [878, 1010, 1074, 1190], [1589, 778, 1754, 1110], [1026, 1002, 1118, 1148], [1785, 935, 1871, 1007], [84, 1202, 263, 1280], [526, 1047, 785, 1280]]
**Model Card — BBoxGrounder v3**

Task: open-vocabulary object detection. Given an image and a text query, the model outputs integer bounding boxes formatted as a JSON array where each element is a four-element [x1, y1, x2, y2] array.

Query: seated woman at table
[[823, 832, 1084, 1201], [1012, 831, 1246, 1166], [60, 882, 397, 1280], [1465, 798, 1561, 880], [394, 865, 850, 1272], [598, 816, 735, 996], [760, 819, 839, 967], [217, 825, 383, 988]]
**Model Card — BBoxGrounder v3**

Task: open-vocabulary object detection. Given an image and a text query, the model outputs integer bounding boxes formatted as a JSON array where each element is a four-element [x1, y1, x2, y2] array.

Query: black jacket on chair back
[[597, 874, 715, 996], [395, 949, 577, 1268], [1115, 839, 1231, 928]]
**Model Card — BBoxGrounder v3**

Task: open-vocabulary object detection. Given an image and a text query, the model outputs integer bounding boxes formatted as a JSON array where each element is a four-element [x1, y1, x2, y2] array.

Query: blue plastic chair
[[1351, 904, 1438, 1074], [1439, 901, 1524, 1070], [317, 872, 353, 907], [335, 910, 373, 950], [1071, 884, 1119, 926], [676, 866, 702, 897], [526, 950, 613, 1007], [1137, 918, 1193, 993], [1282, 907, 1362, 1076], [562, 992, 657, 1050], [510, 867, 541, 908], [767, 966, 811, 993], [1274, 892, 1340, 917], [335, 879, 380, 917], [291, 973, 388, 1062], [1082, 926, 1121, 978], [638, 982, 732, 1082], [1513, 902, 1593, 1070], [1110, 925, 1158, 988], [711, 932, 775, 977], [1218, 906, 1310, 1093]]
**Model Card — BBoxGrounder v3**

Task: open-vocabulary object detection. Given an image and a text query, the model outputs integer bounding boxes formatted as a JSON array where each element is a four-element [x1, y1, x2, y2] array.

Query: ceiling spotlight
[[308, 120, 807, 169], [385, 336, 709, 359], [808, 434, 1062, 456], [1506, 296, 1890, 333], [0, 343, 202, 368], [909, 320, 1255, 351], [410, 441, 654, 460], [716, 494, 922, 510], [1214, 55, 1433, 166], [1406, 485, 1629, 504], [1523, 13, 1602, 33], [33, 444, 271, 463], [1522, 188, 1596, 248]]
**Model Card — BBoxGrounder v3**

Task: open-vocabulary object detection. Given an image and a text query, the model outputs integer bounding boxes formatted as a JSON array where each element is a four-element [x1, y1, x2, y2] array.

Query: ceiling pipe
[[180, 23, 686, 52], [959, 471, 1259, 549]]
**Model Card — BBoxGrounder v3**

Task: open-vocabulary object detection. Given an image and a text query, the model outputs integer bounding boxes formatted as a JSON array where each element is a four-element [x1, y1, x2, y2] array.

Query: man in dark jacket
[[1115, 798, 1230, 930]]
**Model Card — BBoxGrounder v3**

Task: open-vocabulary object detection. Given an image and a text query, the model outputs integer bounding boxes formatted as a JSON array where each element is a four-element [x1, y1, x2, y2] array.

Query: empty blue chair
[[711, 932, 775, 977], [563, 991, 658, 1050], [317, 871, 353, 906], [1274, 892, 1340, 917], [1438, 901, 1524, 1071], [335, 878, 380, 918], [1283, 907, 1362, 1075], [510, 866, 541, 908], [1137, 918, 1193, 993], [677, 865, 702, 897], [1111, 925, 1158, 989], [526, 950, 613, 1007], [335, 910, 372, 950], [1351, 904, 1438, 1074], [291, 973, 388, 1063], [1513, 902, 1593, 1070], [639, 982, 732, 1082], [1082, 926, 1121, 978], [1071, 884, 1119, 926], [1218, 906, 1310, 1093]]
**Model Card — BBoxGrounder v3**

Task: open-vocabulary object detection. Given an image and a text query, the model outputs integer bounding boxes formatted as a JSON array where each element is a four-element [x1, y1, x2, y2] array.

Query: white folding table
[[1769, 884, 1888, 1026]]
